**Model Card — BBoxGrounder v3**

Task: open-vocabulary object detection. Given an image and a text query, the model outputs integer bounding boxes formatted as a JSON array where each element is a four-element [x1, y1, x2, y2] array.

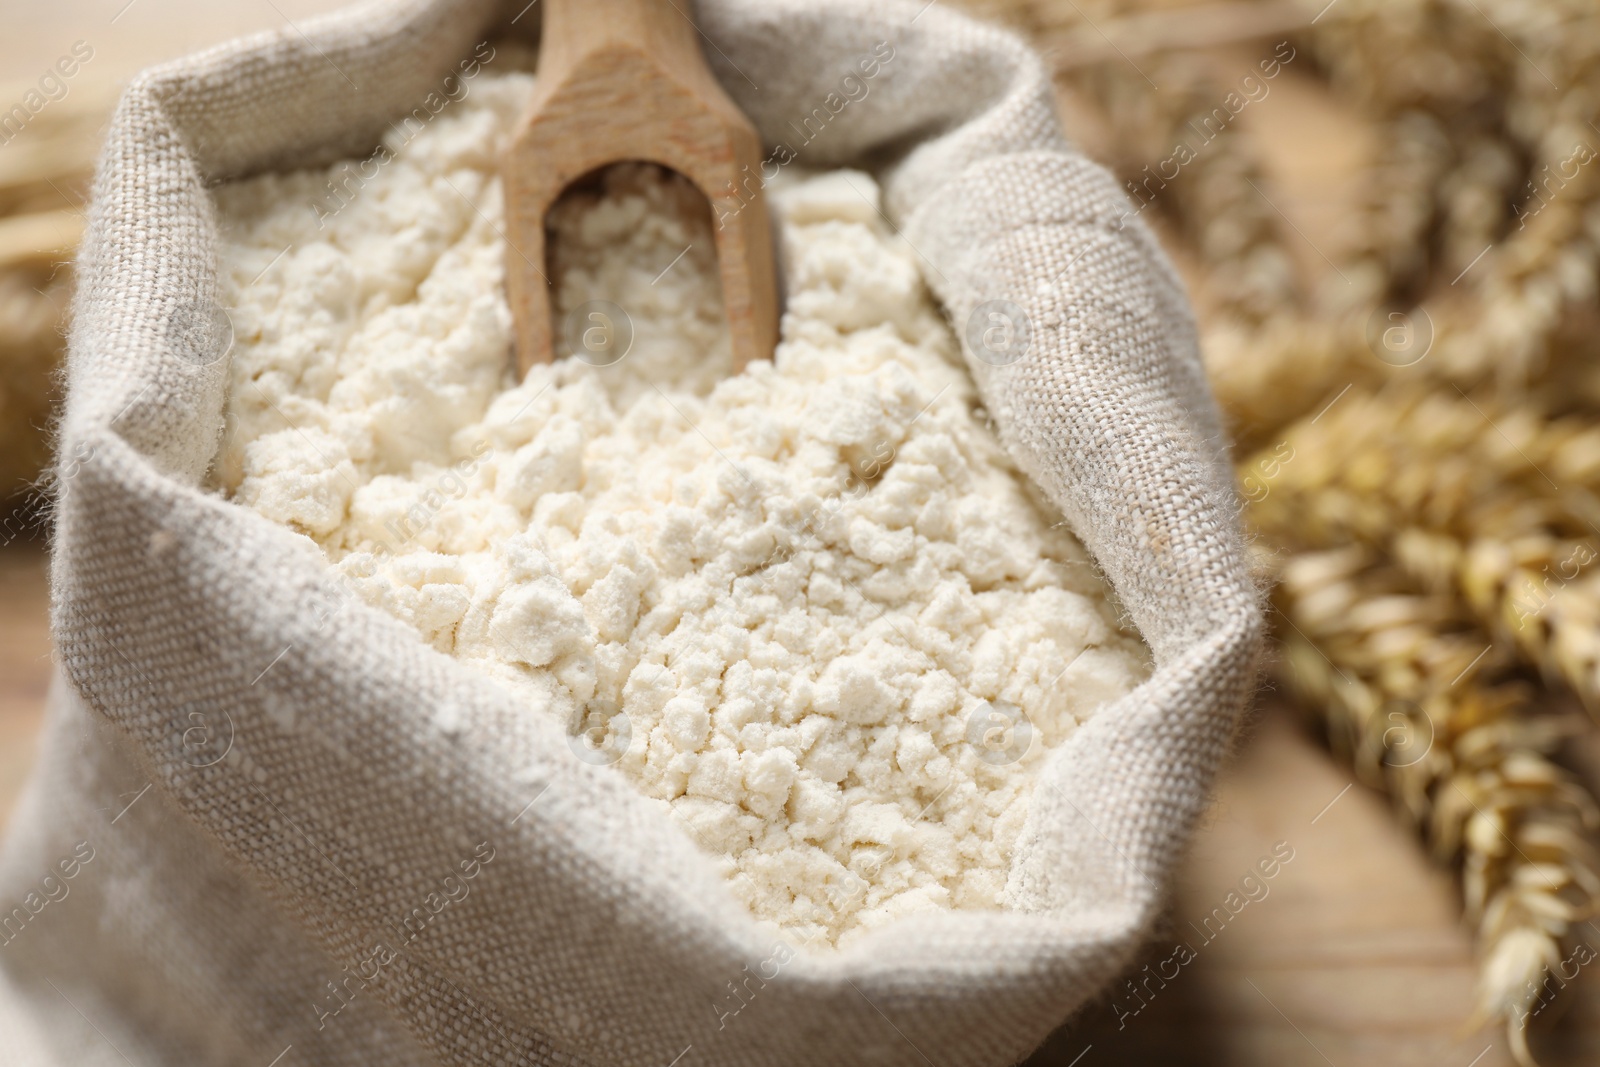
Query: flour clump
[[212, 71, 1151, 947]]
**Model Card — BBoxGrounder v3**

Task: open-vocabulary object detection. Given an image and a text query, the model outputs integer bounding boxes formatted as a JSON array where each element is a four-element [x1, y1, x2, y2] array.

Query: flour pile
[[211, 71, 1151, 947]]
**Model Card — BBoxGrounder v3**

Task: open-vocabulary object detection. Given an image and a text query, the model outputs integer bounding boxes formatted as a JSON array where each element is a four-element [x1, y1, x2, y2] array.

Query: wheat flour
[[211, 71, 1151, 947]]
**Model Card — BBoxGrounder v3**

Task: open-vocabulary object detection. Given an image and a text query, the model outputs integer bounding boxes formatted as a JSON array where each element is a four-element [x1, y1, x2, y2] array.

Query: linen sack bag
[[0, 0, 1262, 1064]]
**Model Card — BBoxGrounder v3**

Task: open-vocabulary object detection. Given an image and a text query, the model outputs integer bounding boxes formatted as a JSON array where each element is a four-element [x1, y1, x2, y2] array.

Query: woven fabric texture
[[0, 1, 1261, 1064]]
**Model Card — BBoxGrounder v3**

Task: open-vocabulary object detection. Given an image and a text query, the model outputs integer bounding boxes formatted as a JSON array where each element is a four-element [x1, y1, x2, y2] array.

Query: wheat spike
[[1274, 545, 1600, 1065], [1248, 384, 1600, 721]]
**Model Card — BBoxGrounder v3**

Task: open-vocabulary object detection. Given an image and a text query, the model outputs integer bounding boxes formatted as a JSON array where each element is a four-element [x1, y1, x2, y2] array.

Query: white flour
[[212, 72, 1150, 947]]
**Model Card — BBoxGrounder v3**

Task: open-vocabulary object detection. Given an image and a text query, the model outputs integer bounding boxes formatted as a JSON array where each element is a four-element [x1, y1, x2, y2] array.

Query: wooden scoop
[[503, 0, 779, 376]]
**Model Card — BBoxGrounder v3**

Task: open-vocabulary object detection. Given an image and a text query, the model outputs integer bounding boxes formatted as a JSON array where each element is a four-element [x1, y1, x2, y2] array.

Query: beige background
[[0, 1, 355, 101]]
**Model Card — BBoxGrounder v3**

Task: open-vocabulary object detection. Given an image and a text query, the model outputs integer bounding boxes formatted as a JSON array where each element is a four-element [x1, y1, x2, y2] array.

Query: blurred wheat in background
[[6, 0, 1600, 1061], [944, 0, 1600, 1060], [0, 88, 98, 527]]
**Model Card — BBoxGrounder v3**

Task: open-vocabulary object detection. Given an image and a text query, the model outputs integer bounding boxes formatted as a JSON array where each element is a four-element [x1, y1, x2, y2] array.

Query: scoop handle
[[540, 0, 707, 87]]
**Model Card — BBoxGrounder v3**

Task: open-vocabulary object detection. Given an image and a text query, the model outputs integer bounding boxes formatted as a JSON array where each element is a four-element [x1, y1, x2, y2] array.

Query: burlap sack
[[0, 0, 1262, 1064]]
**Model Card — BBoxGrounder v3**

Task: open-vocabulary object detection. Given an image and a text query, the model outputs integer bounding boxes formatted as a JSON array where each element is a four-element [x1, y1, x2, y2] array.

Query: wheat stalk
[[1274, 544, 1600, 1064], [1247, 384, 1600, 721]]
